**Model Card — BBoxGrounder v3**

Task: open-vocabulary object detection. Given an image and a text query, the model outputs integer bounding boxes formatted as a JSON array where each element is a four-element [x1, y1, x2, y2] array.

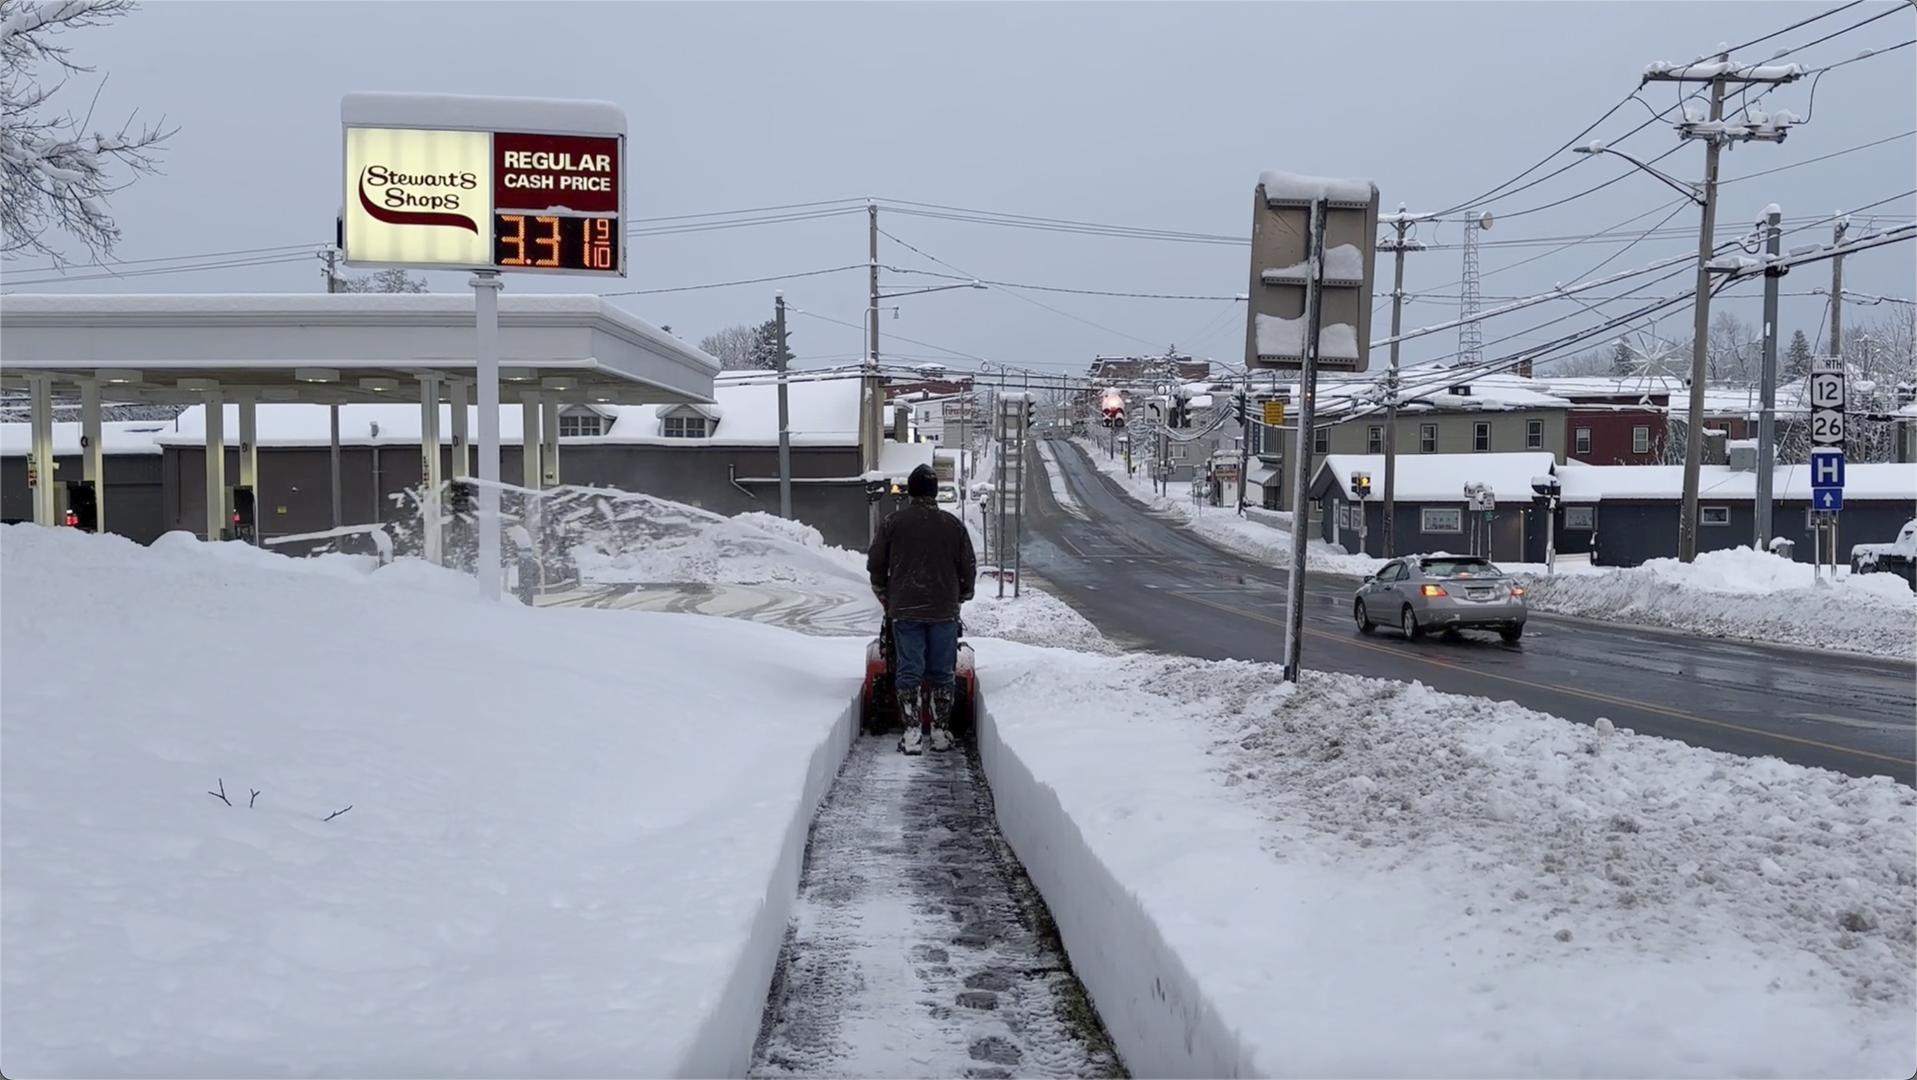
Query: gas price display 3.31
[[493, 213, 619, 272]]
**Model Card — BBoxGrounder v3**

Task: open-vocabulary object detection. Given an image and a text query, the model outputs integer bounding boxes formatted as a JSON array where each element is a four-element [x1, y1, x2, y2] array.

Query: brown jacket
[[867, 497, 976, 622]]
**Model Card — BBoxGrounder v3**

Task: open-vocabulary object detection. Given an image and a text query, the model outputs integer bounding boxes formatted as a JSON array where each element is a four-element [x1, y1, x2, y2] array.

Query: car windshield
[[1421, 558, 1503, 579]]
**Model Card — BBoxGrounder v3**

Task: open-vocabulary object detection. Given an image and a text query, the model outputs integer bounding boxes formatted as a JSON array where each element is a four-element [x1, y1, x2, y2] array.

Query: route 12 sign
[[1809, 358, 1845, 451]]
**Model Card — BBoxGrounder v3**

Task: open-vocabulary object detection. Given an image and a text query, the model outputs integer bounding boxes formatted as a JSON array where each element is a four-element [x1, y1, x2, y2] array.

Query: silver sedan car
[[1354, 555, 1527, 642]]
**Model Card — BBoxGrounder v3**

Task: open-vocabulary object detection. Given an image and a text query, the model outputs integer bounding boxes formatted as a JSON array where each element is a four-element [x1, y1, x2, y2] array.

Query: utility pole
[[775, 291, 792, 520], [1377, 209, 1430, 556], [1829, 218, 1848, 360], [1643, 52, 1800, 562], [321, 247, 343, 530], [1755, 206, 1783, 549], [865, 200, 882, 545], [1678, 64, 1726, 565]]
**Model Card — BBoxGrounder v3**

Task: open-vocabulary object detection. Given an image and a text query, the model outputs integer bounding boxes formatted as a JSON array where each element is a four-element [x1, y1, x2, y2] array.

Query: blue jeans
[[893, 620, 958, 695]]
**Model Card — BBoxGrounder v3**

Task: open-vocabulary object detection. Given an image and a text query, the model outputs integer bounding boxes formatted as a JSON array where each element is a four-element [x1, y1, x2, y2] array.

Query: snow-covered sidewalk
[[1517, 546, 1917, 660], [0, 525, 866, 1077], [1066, 437, 1383, 576], [976, 643, 1917, 1077]]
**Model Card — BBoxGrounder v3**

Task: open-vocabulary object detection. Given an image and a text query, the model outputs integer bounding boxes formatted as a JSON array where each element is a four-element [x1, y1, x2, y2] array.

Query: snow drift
[[0, 525, 864, 1077], [1520, 546, 1917, 660], [975, 644, 1916, 1077]]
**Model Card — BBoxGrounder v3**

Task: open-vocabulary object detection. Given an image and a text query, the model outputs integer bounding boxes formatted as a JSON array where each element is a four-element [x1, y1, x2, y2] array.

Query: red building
[[1565, 401, 1671, 464]]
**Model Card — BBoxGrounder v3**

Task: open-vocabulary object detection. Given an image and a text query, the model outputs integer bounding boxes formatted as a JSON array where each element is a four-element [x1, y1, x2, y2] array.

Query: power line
[[597, 264, 864, 297], [878, 225, 1168, 349], [1770, 3, 1908, 60], [2, 252, 313, 287], [786, 304, 990, 364], [1718, 128, 1916, 186]]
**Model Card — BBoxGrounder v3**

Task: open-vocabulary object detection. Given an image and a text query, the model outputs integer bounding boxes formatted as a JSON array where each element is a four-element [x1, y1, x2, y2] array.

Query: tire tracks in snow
[[750, 737, 1124, 1079]]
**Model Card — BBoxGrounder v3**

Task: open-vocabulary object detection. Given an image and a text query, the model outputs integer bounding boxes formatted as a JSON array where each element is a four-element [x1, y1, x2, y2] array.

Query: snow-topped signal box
[[341, 93, 627, 278], [1245, 171, 1378, 372]]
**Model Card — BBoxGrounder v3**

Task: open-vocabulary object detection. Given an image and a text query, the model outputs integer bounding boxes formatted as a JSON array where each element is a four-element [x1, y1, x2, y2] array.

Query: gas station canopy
[[0, 293, 717, 405]]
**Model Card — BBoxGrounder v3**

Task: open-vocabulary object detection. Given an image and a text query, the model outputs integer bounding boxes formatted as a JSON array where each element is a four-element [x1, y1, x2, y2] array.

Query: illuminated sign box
[[341, 93, 627, 277]]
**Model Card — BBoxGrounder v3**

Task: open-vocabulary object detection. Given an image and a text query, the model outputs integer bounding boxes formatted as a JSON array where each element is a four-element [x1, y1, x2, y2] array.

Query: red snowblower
[[859, 617, 979, 742]]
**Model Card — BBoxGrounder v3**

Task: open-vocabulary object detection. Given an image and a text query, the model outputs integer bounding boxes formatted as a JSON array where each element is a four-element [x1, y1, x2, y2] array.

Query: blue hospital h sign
[[1810, 449, 1845, 490]]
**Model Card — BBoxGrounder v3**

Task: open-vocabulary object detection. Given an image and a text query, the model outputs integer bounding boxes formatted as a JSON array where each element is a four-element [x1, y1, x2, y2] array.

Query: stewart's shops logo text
[[357, 164, 480, 233]]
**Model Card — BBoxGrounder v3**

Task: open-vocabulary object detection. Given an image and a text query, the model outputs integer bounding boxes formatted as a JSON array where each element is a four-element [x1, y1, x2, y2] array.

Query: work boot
[[898, 689, 925, 755], [928, 685, 956, 752]]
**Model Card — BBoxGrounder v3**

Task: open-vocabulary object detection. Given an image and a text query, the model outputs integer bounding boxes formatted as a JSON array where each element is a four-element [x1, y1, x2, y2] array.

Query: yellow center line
[[1171, 591, 1914, 769]]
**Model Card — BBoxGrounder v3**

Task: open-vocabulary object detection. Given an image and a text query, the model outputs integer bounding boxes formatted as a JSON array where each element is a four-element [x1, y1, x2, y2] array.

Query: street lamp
[[1572, 143, 1704, 206], [1575, 141, 1715, 561]]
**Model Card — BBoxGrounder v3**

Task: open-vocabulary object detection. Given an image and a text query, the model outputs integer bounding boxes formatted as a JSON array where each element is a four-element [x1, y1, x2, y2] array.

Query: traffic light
[[65, 480, 97, 532], [1348, 471, 1372, 500], [1233, 393, 1248, 426], [230, 485, 257, 541]]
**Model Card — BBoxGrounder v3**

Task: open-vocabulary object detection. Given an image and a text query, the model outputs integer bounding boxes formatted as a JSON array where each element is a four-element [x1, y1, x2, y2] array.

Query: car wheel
[[1500, 624, 1524, 643], [1354, 598, 1375, 634], [1400, 605, 1422, 640]]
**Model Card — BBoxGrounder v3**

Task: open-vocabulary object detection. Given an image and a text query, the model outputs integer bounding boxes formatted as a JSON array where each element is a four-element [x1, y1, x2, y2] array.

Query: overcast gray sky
[[4, 1, 1913, 375]]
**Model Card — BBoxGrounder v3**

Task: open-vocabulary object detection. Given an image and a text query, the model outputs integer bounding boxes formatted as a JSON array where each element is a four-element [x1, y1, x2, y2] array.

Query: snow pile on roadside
[[977, 644, 1916, 1077], [963, 588, 1118, 655], [1520, 546, 1916, 659], [572, 506, 868, 591], [1, 524, 864, 1077], [1068, 437, 1383, 577]]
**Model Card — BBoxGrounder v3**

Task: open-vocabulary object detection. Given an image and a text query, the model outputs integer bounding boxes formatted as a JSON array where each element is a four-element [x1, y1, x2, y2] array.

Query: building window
[[1367, 425, 1383, 454], [1564, 505, 1594, 530], [1526, 419, 1544, 450], [1473, 422, 1491, 452], [1632, 425, 1651, 454], [1420, 423, 1437, 453], [1313, 427, 1328, 455], [1575, 427, 1592, 455], [663, 416, 709, 438], [1422, 507, 1462, 533], [1702, 505, 1730, 526], [558, 414, 604, 438]]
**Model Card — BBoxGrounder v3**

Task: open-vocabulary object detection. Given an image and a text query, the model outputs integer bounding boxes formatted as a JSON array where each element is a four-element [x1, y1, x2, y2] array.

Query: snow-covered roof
[[0, 420, 169, 458], [876, 441, 935, 480], [147, 376, 867, 449], [0, 293, 715, 406], [1555, 462, 1917, 504], [1311, 453, 1559, 504], [341, 92, 626, 136], [1258, 171, 1376, 206]]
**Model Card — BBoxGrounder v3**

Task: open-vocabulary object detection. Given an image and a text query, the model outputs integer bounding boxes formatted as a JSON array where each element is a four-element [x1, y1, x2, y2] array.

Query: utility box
[[1245, 171, 1380, 372]]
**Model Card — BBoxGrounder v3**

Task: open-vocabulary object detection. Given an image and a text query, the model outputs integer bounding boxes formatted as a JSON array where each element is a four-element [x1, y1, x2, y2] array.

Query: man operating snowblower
[[867, 463, 976, 754]]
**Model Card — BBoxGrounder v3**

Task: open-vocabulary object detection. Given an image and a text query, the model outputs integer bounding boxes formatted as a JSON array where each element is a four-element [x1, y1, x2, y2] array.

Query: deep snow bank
[[975, 644, 1916, 1077], [1068, 437, 1382, 577], [1520, 545, 1917, 659], [0, 525, 862, 1077]]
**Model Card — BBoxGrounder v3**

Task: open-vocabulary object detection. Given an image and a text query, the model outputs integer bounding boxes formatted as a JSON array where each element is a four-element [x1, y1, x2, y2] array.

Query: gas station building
[[0, 293, 718, 549]]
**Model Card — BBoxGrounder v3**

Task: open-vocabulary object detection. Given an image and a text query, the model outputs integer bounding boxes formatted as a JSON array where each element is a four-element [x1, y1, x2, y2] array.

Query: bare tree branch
[[248, 788, 260, 809], [0, 0, 174, 262], [206, 778, 230, 806], [322, 805, 352, 822]]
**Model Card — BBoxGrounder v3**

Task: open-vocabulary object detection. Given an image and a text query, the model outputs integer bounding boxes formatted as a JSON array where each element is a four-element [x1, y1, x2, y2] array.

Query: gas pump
[[229, 485, 257, 544], [64, 480, 98, 532]]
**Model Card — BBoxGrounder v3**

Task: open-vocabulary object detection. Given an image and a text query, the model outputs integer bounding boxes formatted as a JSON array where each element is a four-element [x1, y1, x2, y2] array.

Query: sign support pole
[[1755, 206, 1783, 550], [1281, 197, 1328, 683], [472, 270, 503, 600]]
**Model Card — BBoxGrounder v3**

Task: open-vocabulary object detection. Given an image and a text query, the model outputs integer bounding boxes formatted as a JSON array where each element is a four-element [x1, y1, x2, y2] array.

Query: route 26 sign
[[1809, 359, 1845, 451]]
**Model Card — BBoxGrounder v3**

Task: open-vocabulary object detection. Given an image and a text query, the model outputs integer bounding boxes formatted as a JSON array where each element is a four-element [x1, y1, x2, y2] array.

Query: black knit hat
[[907, 463, 939, 498]]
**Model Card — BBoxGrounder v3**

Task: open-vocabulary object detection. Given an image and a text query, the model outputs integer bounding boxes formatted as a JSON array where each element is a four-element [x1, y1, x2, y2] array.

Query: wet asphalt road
[[1022, 437, 1916, 787]]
